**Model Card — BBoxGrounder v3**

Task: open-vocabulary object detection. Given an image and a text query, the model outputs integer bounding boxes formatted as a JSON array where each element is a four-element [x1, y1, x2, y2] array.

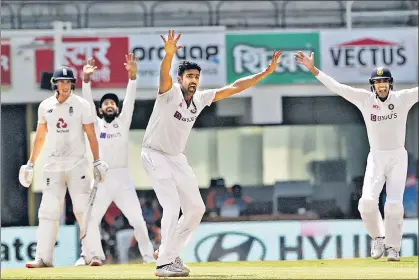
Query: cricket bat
[[80, 174, 100, 240]]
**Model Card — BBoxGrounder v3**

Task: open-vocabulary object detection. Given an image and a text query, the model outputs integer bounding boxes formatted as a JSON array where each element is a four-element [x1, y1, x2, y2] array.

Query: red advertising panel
[[35, 37, 129, 88], [1, 40, 11, 86]]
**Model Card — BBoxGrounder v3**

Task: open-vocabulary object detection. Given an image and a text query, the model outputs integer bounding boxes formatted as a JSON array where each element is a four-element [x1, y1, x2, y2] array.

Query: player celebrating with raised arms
[[142, 30, 282, 277], [295, 51, 418, 261], [19, 66, 108, 268], [75, 53, 155, 266]]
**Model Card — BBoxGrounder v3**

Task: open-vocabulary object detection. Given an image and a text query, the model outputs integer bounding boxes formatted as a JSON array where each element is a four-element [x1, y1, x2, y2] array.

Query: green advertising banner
[[226, 32, 320, 84]]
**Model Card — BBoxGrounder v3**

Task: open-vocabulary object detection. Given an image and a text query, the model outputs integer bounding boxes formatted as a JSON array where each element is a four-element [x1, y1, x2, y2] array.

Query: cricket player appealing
[[141, 30, 282, 277], [295, 51, 418, 261], [75, 53, 155, 266], [19, 67, 108, 268]]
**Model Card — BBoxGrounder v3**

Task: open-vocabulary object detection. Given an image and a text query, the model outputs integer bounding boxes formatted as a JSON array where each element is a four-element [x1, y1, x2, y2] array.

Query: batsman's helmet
[[100, 93, 119, 107], [51, 67, 76, 91], [369, 67, 393, 92]]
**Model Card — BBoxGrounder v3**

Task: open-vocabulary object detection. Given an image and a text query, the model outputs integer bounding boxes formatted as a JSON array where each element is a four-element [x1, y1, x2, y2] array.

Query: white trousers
[[141, 148, 206, 266], [358, 147, 407, 251], [36, 157, 91, 266], [82, 168, 154, 262]]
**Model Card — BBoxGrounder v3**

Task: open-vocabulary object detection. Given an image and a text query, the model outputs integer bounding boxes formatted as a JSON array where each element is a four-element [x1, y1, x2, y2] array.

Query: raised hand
[[124, 53, 138, 79], [160, 30, 183, 56], [295, 51, 315, 70], [265, 50, 282, 74], [83, 58, 97, 77]]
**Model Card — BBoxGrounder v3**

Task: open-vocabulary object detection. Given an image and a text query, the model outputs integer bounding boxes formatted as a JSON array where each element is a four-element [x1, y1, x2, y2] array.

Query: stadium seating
[[1, 0, 417, 30]]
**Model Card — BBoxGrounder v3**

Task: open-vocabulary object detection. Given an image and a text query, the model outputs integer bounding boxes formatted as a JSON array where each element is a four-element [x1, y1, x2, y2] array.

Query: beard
[[181, 84, 197, 96], [102, 111, 117, 123]]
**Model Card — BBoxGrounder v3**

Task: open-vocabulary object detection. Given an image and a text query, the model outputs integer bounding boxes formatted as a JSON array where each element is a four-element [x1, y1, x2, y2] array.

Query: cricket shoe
[[155, 263, 189, 277], [371, 237, 385, 259], [174, 256, 191, 273], [89, 256, 103, 266], [26, 258, 52, 268], [74, 256, 87, 266], [154, 249, 191, 273], [386, 247, 400, 262]]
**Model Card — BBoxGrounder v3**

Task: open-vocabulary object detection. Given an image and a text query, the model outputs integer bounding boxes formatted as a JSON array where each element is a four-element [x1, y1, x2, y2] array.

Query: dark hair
[[177, 60, 201, 77]]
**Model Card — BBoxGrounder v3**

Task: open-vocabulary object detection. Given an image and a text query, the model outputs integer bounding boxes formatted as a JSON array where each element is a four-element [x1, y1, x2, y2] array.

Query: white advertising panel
[[182, 219, 418, 262], [320, 28, 418, 83], [1, 225, 78, 268], [129, 30, 226, 88]]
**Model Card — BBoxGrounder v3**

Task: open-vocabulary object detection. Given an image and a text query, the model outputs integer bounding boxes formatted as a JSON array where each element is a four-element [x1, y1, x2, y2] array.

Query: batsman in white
[[18, 66, 108, 268], [74, 53, 155, 266], [295, 51, 418, 262], [141, 30, 282, 277]]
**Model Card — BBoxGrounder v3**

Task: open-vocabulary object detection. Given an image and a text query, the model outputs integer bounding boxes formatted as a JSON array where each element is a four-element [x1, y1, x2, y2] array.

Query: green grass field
[[2, 257, 418, 279]]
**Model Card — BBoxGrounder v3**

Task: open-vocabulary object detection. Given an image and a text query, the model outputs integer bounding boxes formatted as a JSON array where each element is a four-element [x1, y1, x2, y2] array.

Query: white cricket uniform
[[35, 92, 95, 266], [141, 83, 216, 266], [81, 80, 154, 262], [316, 71, 418, 251]]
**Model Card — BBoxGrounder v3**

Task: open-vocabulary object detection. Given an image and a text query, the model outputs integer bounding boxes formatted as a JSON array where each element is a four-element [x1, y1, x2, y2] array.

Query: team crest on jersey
[[190, 101, 197, 114], [47, 109, 53, 113], [69, 106, 73, 116], [113, 123, 119, 128], [388, 104, 394, 110]]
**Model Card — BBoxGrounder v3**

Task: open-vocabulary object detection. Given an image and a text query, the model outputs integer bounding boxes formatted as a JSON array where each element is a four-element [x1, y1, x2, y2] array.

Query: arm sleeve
[[196, 89, 216, 108], [118, 79, 137, 125], [82, 81, 98, 122], [156, 84, 177, 104], [397, 87, 418, 109], [37, 102, 46, 124], [316, 71, 371, 107], [81, 100, 95, 124]]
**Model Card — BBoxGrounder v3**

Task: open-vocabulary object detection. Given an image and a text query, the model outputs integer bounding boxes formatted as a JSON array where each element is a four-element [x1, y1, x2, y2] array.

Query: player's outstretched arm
[[82, 59, 98, 119], [158, 30, 183, 95], [397, 87, 418, 109], [295, 51, 370, 105], [213, 50, 282, 102], [119, 53, 138, 124]]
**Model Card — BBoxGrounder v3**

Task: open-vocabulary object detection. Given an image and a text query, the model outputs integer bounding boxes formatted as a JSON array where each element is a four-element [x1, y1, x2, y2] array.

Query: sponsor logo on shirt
[[56, 118, 69, 133], [99, 132, 122, 139], [372, 105, 380, 110], [174, 111, 197, 123], [370, 113, 398, 122]]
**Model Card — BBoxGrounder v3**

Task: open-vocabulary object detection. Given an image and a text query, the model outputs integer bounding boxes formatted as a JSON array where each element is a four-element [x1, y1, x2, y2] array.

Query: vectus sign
[[329, 38, 406, 68]]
